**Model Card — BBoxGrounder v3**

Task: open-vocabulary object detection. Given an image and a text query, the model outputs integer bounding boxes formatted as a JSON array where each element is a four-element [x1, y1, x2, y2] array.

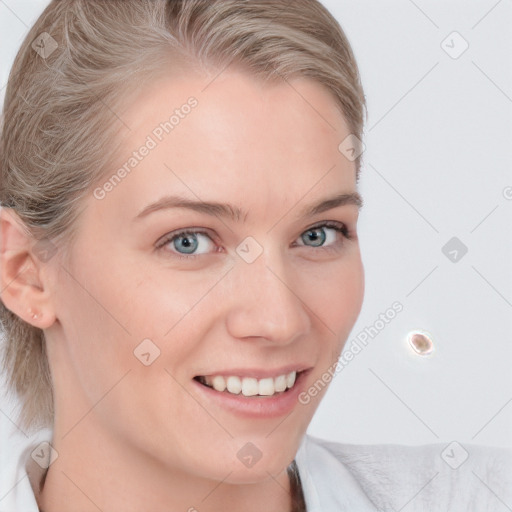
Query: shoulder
[[297, 434, 512, 512]]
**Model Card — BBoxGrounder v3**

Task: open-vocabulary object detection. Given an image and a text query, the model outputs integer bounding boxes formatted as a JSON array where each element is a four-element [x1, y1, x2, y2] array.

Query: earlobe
[[0, 207, 57, 329]]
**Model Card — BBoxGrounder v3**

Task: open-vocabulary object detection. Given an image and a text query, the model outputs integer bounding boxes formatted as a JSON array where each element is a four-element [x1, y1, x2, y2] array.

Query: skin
[[0, 68, 364, 512]]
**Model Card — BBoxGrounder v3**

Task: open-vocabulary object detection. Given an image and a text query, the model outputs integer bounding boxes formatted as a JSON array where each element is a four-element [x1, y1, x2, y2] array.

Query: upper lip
[[194, 364, 312, 380]]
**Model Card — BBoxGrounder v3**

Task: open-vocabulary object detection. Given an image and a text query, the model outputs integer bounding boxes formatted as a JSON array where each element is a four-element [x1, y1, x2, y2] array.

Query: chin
[[221, 457, 294, 485], [224, 435, 300, 482]]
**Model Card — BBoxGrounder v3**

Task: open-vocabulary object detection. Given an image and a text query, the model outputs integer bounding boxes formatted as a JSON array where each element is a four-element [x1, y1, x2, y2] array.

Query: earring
[[28, 308, 40, 320]]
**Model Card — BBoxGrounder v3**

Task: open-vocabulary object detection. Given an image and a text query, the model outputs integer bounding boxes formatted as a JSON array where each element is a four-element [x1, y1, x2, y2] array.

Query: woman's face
[[47, 69, 364, 483]]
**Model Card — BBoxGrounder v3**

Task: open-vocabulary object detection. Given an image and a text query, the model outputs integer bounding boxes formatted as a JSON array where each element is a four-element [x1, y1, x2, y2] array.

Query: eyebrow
[[134, 192, 362, 223]]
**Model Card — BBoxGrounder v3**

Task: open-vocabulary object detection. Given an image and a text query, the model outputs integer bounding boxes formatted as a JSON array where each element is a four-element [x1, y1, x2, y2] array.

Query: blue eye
[[173, 233, 199, 254], [297, 221, 349, 249], [301, 227, 327, 247], [156, 229, 215, 258], [156, 221, 350, 260]]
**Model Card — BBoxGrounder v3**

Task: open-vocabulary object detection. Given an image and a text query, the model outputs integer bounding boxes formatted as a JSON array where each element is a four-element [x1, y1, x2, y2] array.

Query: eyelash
[[155, 221, 352, 260]]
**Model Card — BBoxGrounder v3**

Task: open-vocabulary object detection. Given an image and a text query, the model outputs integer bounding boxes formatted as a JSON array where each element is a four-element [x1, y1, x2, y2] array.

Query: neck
[[37, 415, 294, 512]]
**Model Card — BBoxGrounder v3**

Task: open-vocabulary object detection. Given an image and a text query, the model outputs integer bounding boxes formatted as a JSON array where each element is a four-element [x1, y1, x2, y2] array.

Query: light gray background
[[0, 0, 511, 455]]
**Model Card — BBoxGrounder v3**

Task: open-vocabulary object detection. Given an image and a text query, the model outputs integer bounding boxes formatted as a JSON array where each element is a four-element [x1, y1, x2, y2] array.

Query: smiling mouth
[[194, 371, 300, 397]]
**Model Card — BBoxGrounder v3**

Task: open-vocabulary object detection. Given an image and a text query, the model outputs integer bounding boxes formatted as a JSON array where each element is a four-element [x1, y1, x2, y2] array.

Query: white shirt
[[296, 435, 512, 511], [1, 430, 511, 511]]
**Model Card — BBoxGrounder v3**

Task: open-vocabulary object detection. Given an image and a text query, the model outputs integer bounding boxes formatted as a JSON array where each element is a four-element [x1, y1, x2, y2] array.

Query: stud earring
[[28, 308, 40, 320]]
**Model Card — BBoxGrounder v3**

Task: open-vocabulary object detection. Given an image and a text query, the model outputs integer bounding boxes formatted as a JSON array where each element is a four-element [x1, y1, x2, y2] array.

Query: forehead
[[100, 69, 356, 223], [119, 67, 352, 161]]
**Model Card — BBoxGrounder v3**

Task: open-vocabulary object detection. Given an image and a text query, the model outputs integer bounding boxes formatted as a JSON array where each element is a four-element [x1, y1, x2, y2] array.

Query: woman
[[0, 1, 510, 511]]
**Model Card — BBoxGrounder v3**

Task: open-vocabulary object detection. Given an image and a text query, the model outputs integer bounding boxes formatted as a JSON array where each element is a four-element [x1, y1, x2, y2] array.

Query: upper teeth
[[201, 371, 297, 397]]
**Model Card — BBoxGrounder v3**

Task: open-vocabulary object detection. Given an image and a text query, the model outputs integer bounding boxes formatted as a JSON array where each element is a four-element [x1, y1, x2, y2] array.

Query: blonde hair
[[0, 0, 366, 431]]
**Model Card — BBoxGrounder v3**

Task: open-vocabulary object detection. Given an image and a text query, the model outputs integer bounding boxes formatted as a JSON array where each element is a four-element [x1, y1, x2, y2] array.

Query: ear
[[0, 206, 57, 329]]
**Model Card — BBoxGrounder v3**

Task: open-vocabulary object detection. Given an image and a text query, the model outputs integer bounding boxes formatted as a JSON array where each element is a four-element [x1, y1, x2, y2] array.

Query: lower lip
[[192, 371, 310, 419]]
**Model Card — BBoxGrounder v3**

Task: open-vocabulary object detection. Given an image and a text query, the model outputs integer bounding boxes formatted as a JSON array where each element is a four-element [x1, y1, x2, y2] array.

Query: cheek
[[118, 258, 228, 337], [300, 255, 364, 337], [340, 258, 365, 321], [51, 255, 142, 401]]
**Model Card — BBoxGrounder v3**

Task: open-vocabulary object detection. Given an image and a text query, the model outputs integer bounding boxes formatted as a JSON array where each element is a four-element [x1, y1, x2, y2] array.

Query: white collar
[[0, 427, 51, 512], [295, 435, 376, 511]]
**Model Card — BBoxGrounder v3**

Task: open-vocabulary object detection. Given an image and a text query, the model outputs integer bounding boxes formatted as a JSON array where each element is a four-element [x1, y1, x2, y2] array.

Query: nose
[[225, 250, 311, 345]]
